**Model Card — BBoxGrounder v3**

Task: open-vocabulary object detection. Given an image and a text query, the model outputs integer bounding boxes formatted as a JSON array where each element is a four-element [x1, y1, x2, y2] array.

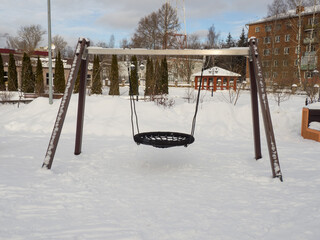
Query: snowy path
[[0, 89, 320, 239]]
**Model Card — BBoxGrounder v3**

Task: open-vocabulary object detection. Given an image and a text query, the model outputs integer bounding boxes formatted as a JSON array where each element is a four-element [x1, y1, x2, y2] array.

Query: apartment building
[[247, 5, 320, 86]]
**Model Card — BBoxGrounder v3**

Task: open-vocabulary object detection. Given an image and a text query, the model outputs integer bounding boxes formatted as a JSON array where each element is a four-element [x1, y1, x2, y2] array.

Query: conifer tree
[[145, 57, 154, 96], [154, 59, 161, 95], [236, 28, 248, 80], [21, 53, 35, 93], [7, 53, 18, 91], [73, 69, 81, 93], [35, 56, 44, 94], [129, 55, 139, 96], [0, 54, 5, 91], [109, 55, 119, 95], [54, 51, 65, 93], [160, 57, 169, 94], [91, 55, 103, 94]]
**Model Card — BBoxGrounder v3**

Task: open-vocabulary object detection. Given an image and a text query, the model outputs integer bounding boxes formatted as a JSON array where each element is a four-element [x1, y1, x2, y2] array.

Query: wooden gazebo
[[194, 66, 241, 91]]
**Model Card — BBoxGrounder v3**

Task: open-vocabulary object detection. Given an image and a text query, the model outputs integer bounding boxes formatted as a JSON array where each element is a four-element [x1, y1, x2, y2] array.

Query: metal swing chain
[[127, 56, 140, 139], [191, 56, 207, 137]]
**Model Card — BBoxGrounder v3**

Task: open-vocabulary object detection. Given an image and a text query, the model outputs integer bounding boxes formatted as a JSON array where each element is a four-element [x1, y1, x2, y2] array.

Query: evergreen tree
[[21, 53, 35, 93], [237, 28, 248, 80], [129, 55, 139, 96], [109, 55, 119, 95], [91, 55, 103, 94], [237, 28, 248, 47], [73, 69, 81, 93], [0, 54, 5, 91], [35, 56, 44, 94], [145, 57, 155, 96], [54, 51, 65, 93], [226, 32, 235, 48], [7, 53, 18, 91], [160, 57, 168, 94], [154, 59, 161, 95]]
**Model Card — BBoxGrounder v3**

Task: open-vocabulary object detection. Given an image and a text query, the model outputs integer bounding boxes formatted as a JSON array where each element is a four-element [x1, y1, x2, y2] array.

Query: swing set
[[42, 37, 283, 182]]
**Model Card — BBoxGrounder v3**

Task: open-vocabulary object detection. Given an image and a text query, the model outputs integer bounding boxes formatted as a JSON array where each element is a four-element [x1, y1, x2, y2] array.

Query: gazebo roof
[[193, 66, 241, 77]]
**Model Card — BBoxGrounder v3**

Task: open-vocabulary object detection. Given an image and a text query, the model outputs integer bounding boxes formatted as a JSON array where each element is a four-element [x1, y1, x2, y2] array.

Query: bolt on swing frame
[[42, 37, 283, 182]]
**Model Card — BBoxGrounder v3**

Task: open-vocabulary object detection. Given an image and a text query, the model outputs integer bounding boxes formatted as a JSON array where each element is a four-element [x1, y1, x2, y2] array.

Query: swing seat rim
[[133, 131, 195, 148]]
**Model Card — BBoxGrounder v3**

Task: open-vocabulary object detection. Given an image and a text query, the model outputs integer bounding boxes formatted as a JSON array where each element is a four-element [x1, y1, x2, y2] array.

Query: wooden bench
[[301, 107, 320, 142]]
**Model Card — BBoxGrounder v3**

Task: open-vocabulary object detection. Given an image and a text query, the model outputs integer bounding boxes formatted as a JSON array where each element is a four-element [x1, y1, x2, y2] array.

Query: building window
[[306, 45, 316, 52], [264, 36, 271, 44], [295, 46, 301, 54], [274, 48, 279, 55], [265, 25, 272, 32], [276, 24, 282, 30], [4, 72, 8, 82], [285, 34, 290, 42], [283, 60, 288, 67], [262, 61, 270, 67], [286, 21, 292, 29], [46, 73, 54, 85], [275, 36, 280, 43], [255, 27, 260, 32], [273, 72, 278, 78], [263, 49, 270, 56], [274, 60, 278, 67], [305, 71, 312, 79], [264, 72, 270, 78], [284, 47, 290, 55], [295, 59, 299, 66], [282, 72, 288, 78]]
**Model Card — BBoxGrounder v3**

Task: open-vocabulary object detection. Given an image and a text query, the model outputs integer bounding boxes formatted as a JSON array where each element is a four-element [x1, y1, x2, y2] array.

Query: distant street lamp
[[47, 0, 53, 104]]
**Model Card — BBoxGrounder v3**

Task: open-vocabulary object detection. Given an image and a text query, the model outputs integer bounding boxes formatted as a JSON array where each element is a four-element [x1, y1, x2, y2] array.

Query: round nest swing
[[133, 131, 195, 148]]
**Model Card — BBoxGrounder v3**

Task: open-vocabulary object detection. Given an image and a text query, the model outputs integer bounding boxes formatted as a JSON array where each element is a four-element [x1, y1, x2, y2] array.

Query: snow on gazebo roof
[[193, 66, 241, 77]]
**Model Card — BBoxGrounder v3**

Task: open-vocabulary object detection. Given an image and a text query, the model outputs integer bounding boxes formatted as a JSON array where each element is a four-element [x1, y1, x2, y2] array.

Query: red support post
[[74, 47, 90, 155]]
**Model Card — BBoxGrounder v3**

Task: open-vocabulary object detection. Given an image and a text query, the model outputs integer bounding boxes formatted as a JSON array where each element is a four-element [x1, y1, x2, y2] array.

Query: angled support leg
[[42, 38, 89, 169], [74, 46, 90, 155], [249, 38, 283, 181], [249, 55, 262, 160]]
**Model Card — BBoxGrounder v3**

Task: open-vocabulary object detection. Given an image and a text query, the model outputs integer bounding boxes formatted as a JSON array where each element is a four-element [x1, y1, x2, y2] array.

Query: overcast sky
[[0, 0, 274, 49]]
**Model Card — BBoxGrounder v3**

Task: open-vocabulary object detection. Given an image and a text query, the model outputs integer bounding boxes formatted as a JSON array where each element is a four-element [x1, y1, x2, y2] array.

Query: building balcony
[[303, 37, 319, 44]]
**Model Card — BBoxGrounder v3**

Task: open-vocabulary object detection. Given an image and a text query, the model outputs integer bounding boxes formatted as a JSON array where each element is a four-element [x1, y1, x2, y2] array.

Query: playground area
[[0, 87, 320, 240]]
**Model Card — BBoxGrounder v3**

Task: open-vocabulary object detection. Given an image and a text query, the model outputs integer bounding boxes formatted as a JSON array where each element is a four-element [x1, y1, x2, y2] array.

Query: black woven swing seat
[[133, 131, 195, 148]]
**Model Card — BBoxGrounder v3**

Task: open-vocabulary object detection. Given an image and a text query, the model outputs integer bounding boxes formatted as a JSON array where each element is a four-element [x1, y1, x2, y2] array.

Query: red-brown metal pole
[[74, 46, 90, 155], [249, 55, 262, 160], [249, 38, 283, 181], [42, 38, 89, 169]]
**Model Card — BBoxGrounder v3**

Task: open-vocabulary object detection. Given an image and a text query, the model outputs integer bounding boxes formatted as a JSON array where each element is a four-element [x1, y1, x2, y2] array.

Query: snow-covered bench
[[301, 103, 320, 142]]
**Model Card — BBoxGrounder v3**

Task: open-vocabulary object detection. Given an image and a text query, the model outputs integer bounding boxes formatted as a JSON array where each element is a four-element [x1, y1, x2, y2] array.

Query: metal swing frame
[[42, 37, 283, 182]]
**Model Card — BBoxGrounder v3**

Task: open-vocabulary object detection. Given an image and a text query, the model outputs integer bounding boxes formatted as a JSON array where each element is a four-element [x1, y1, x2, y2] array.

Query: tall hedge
[[145, 57, 155, 96], [91, 55, 102, 94], [0, 54, 5, 90], [109, 55, 119, 95], [21, 52, 35, 93], [7, 53, 18, 91], [160, 57, 168, 94], [35, 56, 44, 94], [129, 55, 138, 96], [54, 51, 65, 93]]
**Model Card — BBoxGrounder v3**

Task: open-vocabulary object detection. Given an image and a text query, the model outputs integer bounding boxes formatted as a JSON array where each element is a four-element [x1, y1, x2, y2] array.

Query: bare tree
[[131, 12, 160, 49], [6, 24, 46, 53], [268, 0, 288, 16], [205, 24, 220, 68], [158, 3, 180, 49], [108, 35, 115, 48], [131, 3, 180, 49], [52, 35, 67, 57]]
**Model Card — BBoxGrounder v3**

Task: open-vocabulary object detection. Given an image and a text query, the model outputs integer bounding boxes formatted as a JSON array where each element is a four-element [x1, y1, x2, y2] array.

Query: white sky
[[0, 0, 274, 48]]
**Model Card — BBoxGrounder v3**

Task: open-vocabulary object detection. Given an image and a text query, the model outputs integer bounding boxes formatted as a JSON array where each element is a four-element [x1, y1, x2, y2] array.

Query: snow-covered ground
[[1, 87, 320, 240]]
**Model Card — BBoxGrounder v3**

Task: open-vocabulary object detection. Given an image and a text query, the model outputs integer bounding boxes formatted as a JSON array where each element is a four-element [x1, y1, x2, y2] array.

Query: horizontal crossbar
[[87, 47, 250, 56]]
